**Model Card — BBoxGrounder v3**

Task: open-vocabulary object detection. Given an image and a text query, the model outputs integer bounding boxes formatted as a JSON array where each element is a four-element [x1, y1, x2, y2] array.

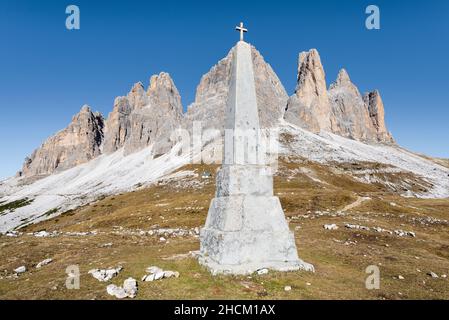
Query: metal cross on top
[[235, 22, 248, 41]]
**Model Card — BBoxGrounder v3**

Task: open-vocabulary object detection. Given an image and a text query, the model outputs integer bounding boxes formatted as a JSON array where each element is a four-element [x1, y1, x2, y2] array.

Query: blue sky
[[0, 0, 448, 179]]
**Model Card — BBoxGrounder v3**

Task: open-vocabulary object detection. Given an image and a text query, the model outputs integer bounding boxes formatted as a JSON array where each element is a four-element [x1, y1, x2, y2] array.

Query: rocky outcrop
[[103, 72, 183, 156], [364, 90, 394, 143], [18, 45, 395, 180], [102, 96, 133, 154], [284, 49, 331, 133], [284, 49, 394, 144], [185, 44, 288, 131], [328, 69, 378, 141], [20, 105, 104, 177]]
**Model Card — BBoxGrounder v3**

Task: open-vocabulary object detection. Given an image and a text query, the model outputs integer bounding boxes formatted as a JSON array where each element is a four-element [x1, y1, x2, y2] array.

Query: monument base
[[199, 195, 314, 275], [199, 255, 314, 276]]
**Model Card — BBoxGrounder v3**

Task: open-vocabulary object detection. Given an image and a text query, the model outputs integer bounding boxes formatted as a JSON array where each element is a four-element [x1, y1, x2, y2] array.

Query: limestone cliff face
[[127, 73, 183, 156], [284, 49, 394, 143], [18, 45, 395, 180], [185, 44, 288, 131], [103, 72, 183, 156], [284, 49, 331, 133], [363, 90, 394, 143], [20, 105, 104, 178], [328, 69, 378, 141]]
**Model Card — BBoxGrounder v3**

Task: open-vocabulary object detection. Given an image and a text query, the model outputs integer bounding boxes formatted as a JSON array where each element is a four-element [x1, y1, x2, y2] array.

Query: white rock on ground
[[142, 266, 179, 282], [324, 224, 338, 230], [427, 272, 439, 278], [88, 266, 123, 282], [14, 266, 26, 274], [106, 278, 138, 299], [154, 271, 165, 280], [106, 284, 128, 299], [142, 274, 155, 282], [33, 231, 51, 238], [257, 268, 269, 275], [36, 258, 53, 269], [123, 278, 138, 298]]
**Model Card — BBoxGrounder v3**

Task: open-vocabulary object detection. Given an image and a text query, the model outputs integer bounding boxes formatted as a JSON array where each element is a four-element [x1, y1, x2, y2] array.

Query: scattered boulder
[[36, 258, 53, 269], [345, 224, 370, 231], [427, 272, 439, 278], [142, 266, 179, 282], [324, 224, 338, 230], [100, 243, 113, 248], [88, 266, 122, 282], [14, 266, 26, 274], [397, 275, 404, 280], [394, 230, 416, 238], [5, 231, 21, 237], [106, 277, 138, 299], [257, 268, 269, 275], [142, 274, 155, 282], [154, 271, 165, 280], [34, 231, 51, 238], [123, 278, 138, 298], [284, 286, 292, 291], [106, 284, 128, 299], [163, 271, 179, 278]]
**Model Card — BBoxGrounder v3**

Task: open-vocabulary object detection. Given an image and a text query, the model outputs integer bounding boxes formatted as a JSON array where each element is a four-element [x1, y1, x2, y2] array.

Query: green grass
[[0, 198, 34, 216]]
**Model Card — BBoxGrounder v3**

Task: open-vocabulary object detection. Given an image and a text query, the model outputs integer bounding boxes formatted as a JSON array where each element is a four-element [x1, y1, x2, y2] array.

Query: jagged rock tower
[[199, 24, 314, 275]]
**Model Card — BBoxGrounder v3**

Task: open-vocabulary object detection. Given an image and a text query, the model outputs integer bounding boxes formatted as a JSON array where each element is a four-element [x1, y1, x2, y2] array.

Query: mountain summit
[[285, 49, 394, 143], [1, 43, 448, 234]]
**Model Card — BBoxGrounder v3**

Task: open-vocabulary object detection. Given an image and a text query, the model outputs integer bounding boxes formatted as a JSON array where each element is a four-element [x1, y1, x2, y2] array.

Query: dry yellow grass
[[0, 161, 448, 300]]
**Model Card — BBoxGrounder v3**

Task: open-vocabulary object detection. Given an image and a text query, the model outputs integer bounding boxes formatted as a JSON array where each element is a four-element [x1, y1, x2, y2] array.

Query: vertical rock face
[[284, 48, 394, 144], [103, 72, 183, 156], [185, 44, 288, 131], [284, 49, 331, 133], [126, 73, 183, 156], [364, 90, 394, 143], [20, 105, 104, 177], [328, 69, 378, 141], [102, 96, 133, 154], [17, 45, 395, 180]]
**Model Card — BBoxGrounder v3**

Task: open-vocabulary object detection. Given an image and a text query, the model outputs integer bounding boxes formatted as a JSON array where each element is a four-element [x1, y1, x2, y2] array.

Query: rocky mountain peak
[[295, 49, 328, 101], [80, 104, 92, 113], [285, 48, 394, 143], [364, 90, 394, 143], [329, 68, 361, 97], [147, 72, 183, 114], [127, 82, 148, 109], [17, 44, 396, 180], [284, 49, 331, 132], [103, 72, 183, 156], [333, 69, 351, 86], [20, 105, 104, 178], [185, 43, 288, 131]]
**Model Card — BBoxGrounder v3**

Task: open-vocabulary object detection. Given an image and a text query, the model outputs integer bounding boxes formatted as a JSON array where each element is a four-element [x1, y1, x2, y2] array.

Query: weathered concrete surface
[[199, 41, 313, 275]]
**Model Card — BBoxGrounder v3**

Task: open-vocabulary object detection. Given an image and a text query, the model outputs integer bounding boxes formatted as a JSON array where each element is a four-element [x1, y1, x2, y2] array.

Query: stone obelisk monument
[[199, 23, 314, 275]]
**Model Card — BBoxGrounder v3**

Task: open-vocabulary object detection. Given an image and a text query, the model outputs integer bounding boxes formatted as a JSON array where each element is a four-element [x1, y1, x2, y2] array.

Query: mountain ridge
[[17, 44, 395, 180]]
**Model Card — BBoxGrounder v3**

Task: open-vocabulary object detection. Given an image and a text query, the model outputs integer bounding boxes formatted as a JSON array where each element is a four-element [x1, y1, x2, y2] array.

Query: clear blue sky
[[0, 0, 448, 179]]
